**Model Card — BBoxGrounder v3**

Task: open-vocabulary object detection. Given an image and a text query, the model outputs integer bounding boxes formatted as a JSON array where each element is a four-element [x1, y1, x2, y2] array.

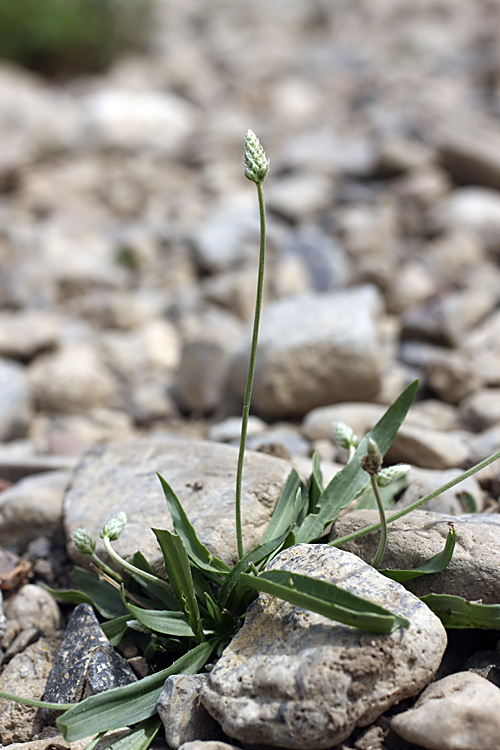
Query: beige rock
[[28, 346, 119, 414], [157, 675, 226, 748], [397, 466, 484, 514], [430, 187, 500, 253], [0, 312, 58, 361], [0, 637, 62, 744], [179, 743, 239, 750], [201, 544, 446, 749], [459, 388, 500, 431], [387, 424, 469, 469], [64, 437, 293, 568], [331, 509, 500, 602], [425, 349, 483, 404], [391, 672, 500, 750], [302, 402, 385, 444], [265, 172, 334, 222]]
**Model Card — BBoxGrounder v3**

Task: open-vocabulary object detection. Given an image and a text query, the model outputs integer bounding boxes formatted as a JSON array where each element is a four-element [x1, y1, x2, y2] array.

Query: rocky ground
[[2, 1, 500, 748]]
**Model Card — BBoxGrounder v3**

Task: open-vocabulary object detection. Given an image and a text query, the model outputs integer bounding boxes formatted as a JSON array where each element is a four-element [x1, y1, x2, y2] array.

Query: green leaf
[[0, 690, 74, 711], [421, 593, 500, 629], [309, 452, 323, 514], [240, 570, 410, 634], [296, 380, 419, 544], [379, 526, 456, 581], [355, 476, 407, 511], [153, 528, 204, 642], [126, 603, 195, 637], [56, 640, 215, 741], [105, 716, 162, 750], [261, 469, 302, 544], [157, 474, 230, 578], [101, 615, 130, 646], [67, 567, 128, 619], [217, 533, 289, 611], [124, 553, 179, 611]]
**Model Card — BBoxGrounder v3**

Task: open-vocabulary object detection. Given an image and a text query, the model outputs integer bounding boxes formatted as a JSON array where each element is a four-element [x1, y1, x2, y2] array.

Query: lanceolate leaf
[[261, 469, 302, 544], [296, 380, 419, 544], [153, 528, 204, 642], [126, 553, 179, 611], [379, 527, 456, 581], [69, 567, 128, 619], [240, 570, 410, 634], [157, 474, 230, 578], [56, 640, 215, 741], [217, 533, 289, 611], [126, 603, 195, 637], [421, 594, 500, 629], [101, 615, 130, 646], [104, 716, 162, 750]]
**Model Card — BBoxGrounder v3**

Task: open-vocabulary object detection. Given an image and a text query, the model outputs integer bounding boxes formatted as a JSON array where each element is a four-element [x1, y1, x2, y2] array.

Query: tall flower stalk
[[235, 130, 270, 560]]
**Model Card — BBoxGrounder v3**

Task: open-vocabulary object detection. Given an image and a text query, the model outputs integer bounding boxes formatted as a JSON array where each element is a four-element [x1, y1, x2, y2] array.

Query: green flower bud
[[126, 619, 152, 633], [377, 464, 411, 487], [244, 129, 270, 183], [332, 421, 358, 450], [360, 438, 383, 476], [72, 528, 96, 556], [100, 511, 127, 541]]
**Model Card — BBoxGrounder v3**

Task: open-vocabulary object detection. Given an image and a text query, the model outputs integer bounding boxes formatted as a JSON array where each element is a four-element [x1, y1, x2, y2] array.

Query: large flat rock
[[201, 544, 446, 749], [64, 437, 292, 567]]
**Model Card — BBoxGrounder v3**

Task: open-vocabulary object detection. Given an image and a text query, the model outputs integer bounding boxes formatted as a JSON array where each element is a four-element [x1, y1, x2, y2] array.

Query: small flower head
[[332, 421, 358, 450], [100, 511, 127, 541], [72, 527, 96, 556], [244, 129, 270, 183], [377, 464, 411, 487], [360, 438, 383, 476]]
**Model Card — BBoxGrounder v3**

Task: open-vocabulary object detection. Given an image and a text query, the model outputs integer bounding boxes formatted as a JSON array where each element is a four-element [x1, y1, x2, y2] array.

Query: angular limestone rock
[[157, 675, 226, 748], [201, 544, 446, 749], [64, 437, 292, 567]]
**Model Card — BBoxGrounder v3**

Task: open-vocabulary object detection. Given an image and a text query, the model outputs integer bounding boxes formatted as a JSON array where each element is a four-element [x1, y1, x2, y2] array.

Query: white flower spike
[[244, 129, 270, 183], [100, 511, 127, 541], [377, 464, 411, 487]]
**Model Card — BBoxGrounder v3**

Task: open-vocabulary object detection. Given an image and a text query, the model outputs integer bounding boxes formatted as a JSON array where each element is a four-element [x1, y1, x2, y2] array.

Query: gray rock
[[277, 131, 376, 177], [386, 424, 469, 470], [302, 402, 385, 444], [230, 286, 384, 420], [4, 584, 62, 636], [207, 415, 267, 443], [245, 425, 311, 458], [64, 437, 292, 568], [397, 467, 484, 514], [0, 470, 70, 552], [331, 509, 500, 602], [175, 310, 243, 415], [430, 187, 500, 254], [192, 202, 260, 273], [0, 356, 32, 440], [425, 349, 483, 404], [463, 650, 500, 687], [2, 627, 41, 664], [465, 425, 500, 465], [28, 346, 120, 415], [178, 743, 240, 750], [459, 388, 500, 431], [0, 636, 62, 744], [391, 672, 500, 750], [157, 675, 226, 749], [43, 603, 136, 717], [0, 441, 76, 483], [266, 173, 334, 222], [201, 544, 446, 749]]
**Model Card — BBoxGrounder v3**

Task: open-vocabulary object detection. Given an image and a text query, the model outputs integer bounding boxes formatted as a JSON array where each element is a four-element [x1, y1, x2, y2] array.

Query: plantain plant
[[2, 131, 500, 748]]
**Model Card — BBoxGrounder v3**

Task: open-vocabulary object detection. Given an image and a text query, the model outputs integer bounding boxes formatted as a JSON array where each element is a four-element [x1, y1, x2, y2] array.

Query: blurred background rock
[[1, 0, 500, 472]]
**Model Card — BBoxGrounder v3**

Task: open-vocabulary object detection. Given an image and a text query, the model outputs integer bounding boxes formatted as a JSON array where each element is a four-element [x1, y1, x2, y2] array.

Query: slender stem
[[235, 180, 267, 560], [102, 536, 163, 585], [330, 448, 500, 548], [0, 689, 75, 711], [370, 476, 387, 569], [90, 551, 124, 583]]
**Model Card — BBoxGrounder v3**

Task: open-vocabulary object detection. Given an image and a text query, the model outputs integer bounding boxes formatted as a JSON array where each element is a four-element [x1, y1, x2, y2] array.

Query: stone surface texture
[[0, 636, 62, 744], [157, 674, 227, 748], [331, 509, 500, 602], [64, 437, 292, 567], [391, 672, 500, 750], [201, 544, 447, 749], [4, 584, 62, 636]]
